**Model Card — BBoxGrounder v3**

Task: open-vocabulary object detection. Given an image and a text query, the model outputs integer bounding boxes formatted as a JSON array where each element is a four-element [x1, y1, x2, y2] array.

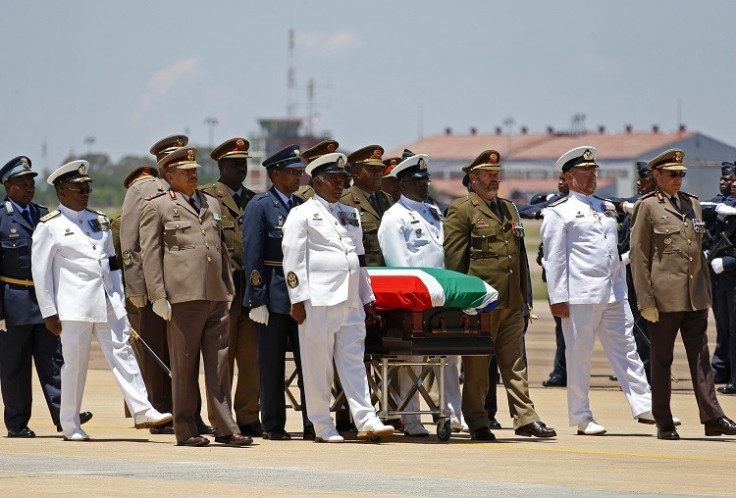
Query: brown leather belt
[[0, 276, 34, 287]]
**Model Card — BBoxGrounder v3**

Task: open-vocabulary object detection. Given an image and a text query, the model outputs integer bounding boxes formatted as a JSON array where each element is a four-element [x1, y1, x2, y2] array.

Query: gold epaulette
[[680, 190, 698, 199], [548, 197, 568, 207], [145, 191, 167, 201], [39, 210, 60, 223]]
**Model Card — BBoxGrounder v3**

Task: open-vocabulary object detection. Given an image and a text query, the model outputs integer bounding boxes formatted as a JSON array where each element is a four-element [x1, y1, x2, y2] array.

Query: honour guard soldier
[[32, 160, 171, 441], [381, 156, 402, 204], [138, 147, 251, 447], [378, 153, 468, 436], [296, 139, 339, 200], [444, 149, 556, 441], [282, 151, 395, 442], [541, 147, 654, 435], [631, 148, 736, 439], [202, 138, 261, 437], [0, 156, 92, 437], [243, 144, 314, 440], [340, 144, 394, 266]]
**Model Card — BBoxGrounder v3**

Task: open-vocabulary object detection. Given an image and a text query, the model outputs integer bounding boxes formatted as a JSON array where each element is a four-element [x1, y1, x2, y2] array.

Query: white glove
[[640, 307, 659, 323], [249, 305, 269, 326], [711, 258, 726, 274], [716, 204, 736, 216], [128, 295, 147, 308], [704, 250, 711, 260], [621, 201, 635, 214], [152, 298, 172, 321], [0, 319, 6, 332], [227, 300, 232, 311], [621, 251, 630, 266]]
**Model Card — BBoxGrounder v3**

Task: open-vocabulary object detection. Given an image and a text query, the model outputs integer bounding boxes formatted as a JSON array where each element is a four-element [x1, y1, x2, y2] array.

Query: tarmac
[[1, 302, 735, 497]]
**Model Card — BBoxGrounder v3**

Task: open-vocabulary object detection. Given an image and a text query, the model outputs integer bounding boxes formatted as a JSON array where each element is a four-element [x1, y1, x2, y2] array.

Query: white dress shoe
[[315, 429, 344, 443], [134, 408, 173, 429], [357, 420, 395, 439], [637, 411, 681, 426], [63, 428, 90, 441], [403, 421, 430, 437], [450, 417, 469, 433], [577, 419, 607, 435]]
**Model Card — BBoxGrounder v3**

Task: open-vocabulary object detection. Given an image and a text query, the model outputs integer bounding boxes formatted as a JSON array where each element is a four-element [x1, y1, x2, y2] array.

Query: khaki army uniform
[[339, 185, 393, 267], [296, 184, 314, 200], [444, 191, 540, 431], [201, 181, 260, 427]]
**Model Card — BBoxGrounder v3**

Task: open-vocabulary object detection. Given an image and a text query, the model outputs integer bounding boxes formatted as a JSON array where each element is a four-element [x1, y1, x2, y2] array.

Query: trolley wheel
[[437, 418, 451, 441]]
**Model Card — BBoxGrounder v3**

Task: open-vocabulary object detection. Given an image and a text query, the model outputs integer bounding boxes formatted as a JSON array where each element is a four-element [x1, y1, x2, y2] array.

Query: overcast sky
[[3, 0, 735, 171]]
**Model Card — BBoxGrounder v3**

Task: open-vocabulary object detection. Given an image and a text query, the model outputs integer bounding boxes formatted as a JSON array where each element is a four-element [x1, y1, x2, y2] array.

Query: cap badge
[[294, 149, 300, 157], [235, 138, 245, 150], [78, 164, 88, 175], [674, 151, 683, 163], [187, 150, 195, 161], [489, 152, 499, 163], [337, 157, 345, 168], [176, 138, 185, 146], [583, 150, 594, 161], [418, 158, 427, 170], [327, 143, 336, 152], [373, 149, 382, 159], [20, 157, 29, 166]]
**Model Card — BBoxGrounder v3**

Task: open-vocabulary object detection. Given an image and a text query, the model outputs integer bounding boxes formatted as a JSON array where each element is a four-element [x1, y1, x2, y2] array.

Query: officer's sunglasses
[[664, 171, 686, 178], [64, 186, 93, 194]]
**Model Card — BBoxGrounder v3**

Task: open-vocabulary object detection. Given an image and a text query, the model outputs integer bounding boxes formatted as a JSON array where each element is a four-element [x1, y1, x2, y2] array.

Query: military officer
[[202, 138, 261, 437], [32, 160, 172, 441], [444, 149, 556, 441], [630, 148, 736, 440], [340, 144, 393, 266], [378, 153, 468, 436], [282, 151, 394, 442], [541, 147, 654, 435], [296, 139, 339, 200], [243, 144, 314, 440], [138, 147, 251, 447], [0, 156, 93, 437], [381, 156, 402, 204]]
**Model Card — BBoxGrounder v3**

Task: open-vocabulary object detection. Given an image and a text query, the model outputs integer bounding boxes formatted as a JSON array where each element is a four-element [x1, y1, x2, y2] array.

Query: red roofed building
[[386, 127, 736, 204]]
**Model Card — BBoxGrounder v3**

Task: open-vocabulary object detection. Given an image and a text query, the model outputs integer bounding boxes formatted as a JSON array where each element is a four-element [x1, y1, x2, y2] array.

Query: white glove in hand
[[622, 201, 635, 214], [711, 258, 726, 274], [249, 305, 269, 326], [129, 295, 147, 308], [152, 298, 172, 321], [0, 319, 6, 332], [640, 307, 659, 323], [715, 204, 736, 216], [621, 251, 630, 266]]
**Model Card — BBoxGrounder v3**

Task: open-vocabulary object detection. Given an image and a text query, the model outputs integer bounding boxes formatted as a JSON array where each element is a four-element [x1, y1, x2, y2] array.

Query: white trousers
[[562, 300, 651, 426], [59, 299, 151, 435], [298, 301, 380, 438], [400, 355, 463, 424]]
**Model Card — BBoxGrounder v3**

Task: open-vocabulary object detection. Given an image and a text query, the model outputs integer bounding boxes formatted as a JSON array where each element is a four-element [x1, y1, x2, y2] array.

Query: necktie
[[286, 198, 293, 211], [368, 194, 381, 214], [21, 209, 33, 225], [232, 192, 242, 209], [671, 195, 680, 212], [188, 197, 199, 212], [491, 200, 503, 220]]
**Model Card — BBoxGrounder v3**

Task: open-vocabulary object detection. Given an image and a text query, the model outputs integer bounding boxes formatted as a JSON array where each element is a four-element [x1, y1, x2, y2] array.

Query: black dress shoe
[[263, 429, 291, 440], [704, 416, 736, 436], [150, 422, 175, 435], [717, 382, 736, 395], [177, 435, 210, 447], [197, 422, 216, 435], [7, 426, 35, 438], [713, 373, 730, 384], [335, 419, 357, 432], [385, 418, 404, 431], [657, 426, 680, 440], [56, 411, 94, 432], [215, 432, 253, 446], [488, 418, 502, 430], [514, 421, 557, 438], [542, 375, 566, 387], [302, 426, 316, 441], [239, 422, 263, 437], [470, 427, 496, 441]]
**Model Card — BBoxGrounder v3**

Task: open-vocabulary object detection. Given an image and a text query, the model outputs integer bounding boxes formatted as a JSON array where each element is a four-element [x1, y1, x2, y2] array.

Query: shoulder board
[[680, 191, 698, 199], [548, 197, 568, 207], [201, 190, 218, 199], [145, 191, 167, 201], [40, 210, 60, 223], [497, 196, 511, 203], [200, 183, 216, 192], [31, 201, 47, 209], [245, 188, 257, 197], [639, 191, 657, 200], [86, 208, 106, 216]]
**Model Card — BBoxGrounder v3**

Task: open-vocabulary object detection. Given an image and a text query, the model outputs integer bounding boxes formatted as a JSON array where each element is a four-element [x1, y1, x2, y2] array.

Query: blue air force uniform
[[0, 156, 63, 435], [242, 145, 313, 437]]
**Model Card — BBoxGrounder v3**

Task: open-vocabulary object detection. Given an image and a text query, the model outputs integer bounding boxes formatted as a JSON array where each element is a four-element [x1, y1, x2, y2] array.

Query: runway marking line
[[470, 444, 736, 462]]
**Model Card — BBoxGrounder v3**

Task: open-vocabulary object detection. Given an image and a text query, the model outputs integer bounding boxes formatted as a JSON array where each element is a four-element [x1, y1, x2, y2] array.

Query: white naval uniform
[[282, 195, 382, 439], [378, 196, 464, 427], [541, 192, 651, 426], [31, 204, 152, 436]]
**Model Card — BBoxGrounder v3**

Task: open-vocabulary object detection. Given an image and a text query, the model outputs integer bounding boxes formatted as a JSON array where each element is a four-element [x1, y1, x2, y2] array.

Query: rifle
[[707, 231, 735, 263]]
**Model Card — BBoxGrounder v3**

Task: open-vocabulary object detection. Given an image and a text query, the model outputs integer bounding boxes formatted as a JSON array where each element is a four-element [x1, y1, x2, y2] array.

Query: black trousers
[[257, 312, 312, 432], [711, 283, 735, 381], [0, 323, 63, 431]]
